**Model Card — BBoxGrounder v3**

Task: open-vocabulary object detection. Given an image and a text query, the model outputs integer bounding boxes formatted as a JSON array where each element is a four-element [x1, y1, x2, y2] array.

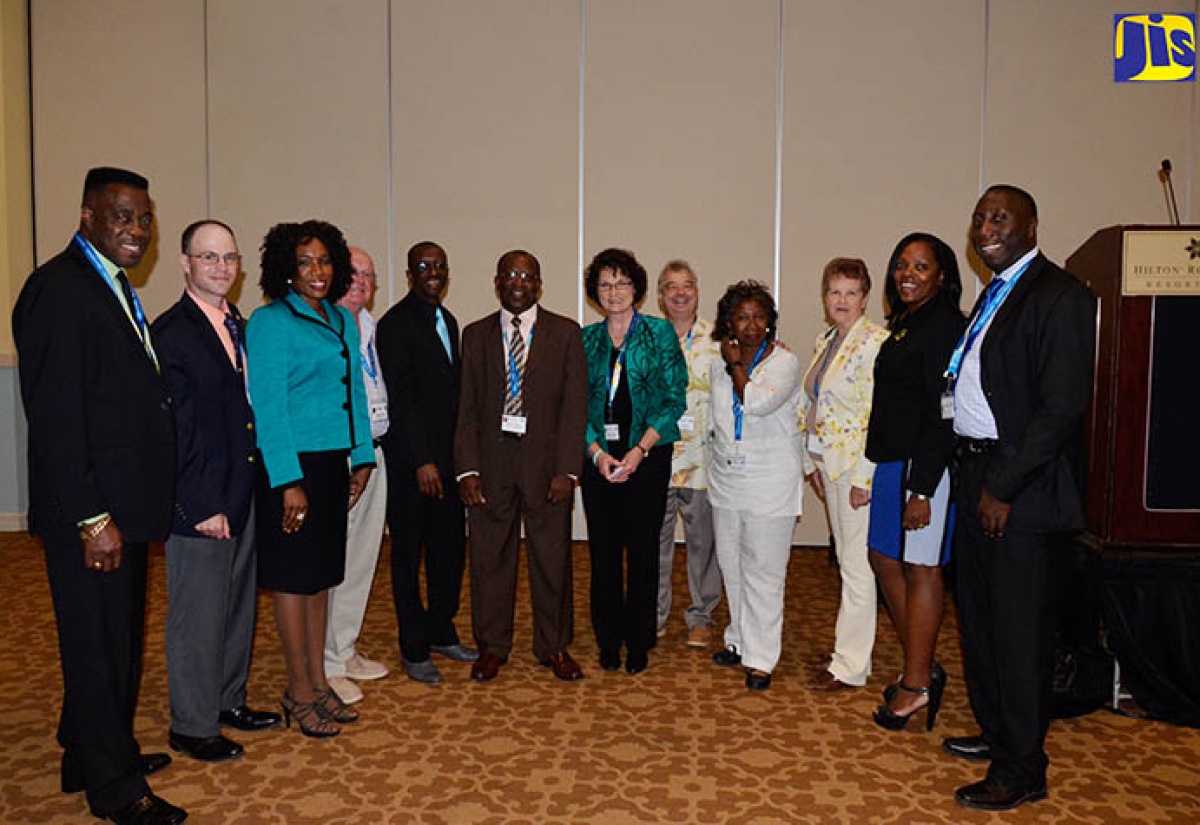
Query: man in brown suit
[[455, 249, 588, 682]]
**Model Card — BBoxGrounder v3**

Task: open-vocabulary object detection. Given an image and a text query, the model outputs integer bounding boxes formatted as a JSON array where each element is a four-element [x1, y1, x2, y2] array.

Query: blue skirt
[[867, 460, 954, 567]]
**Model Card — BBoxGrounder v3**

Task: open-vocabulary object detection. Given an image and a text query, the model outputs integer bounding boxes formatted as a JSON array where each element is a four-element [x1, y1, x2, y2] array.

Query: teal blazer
[[582, 313, 687, 450], [246, 291, 375, 488]]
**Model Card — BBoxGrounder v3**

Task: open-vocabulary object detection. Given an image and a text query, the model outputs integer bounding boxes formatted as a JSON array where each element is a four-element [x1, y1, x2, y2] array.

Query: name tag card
[[807, 434, 824, 455], [940, 391, 955, 421], [370, 402, 388, 422], [604, 423, 621, 442], [502, 415, 527, 435], [678, 414, 695, 432]]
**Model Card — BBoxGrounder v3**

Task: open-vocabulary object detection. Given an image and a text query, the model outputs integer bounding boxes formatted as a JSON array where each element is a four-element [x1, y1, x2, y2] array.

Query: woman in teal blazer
[[582, 248, 687, 675], [246, 220, 374, 738]]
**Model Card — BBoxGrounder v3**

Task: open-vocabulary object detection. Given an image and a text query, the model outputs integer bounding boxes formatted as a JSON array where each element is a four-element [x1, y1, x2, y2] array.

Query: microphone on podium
[[1160, 159, 1181, 225]]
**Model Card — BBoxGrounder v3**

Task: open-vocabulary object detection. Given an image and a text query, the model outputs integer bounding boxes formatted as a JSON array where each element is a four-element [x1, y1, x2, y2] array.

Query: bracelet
[[633, 444, 647, 457], [591, 449, 603, 467], [79, 514, 112, 542], [911, 493, 929, 501]]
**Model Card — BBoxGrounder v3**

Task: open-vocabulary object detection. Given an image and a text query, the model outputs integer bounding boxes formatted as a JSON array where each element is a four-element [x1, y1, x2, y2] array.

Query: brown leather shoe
[[806, 670, 859, 692], [470, 651, 504, 682], [543, 650, 585, 681]]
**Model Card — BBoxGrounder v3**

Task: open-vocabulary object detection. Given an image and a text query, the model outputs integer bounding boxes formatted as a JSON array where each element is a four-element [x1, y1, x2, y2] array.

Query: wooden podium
[[1066, 225, 1200, 549]]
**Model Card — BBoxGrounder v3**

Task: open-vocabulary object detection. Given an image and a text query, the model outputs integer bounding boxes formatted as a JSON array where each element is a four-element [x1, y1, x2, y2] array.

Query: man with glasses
[[152, 220, 280, 765], [377, 242, 477, 684], [455, 250, 588, 682], [325, 247, 391, 704]]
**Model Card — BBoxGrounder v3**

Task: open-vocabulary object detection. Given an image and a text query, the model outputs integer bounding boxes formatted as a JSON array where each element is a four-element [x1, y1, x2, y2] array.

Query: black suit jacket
[[455, 307, 588, 487], [151, 292, 257, 537], [12, 241, 176, 545], [974, 253, 1097, 532], [376, 290, 460, 477]]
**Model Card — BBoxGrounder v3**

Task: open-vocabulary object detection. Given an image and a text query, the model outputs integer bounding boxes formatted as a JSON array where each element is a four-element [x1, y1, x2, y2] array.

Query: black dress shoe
[[102, 793, 188, 824], [712, 646, 742, 668], [942, 734, 992, 761], [140, 753, 172, 777], [219, 705, 282, 731], [625, 649, 648, 675], [599, 649, 621, 671], [168, 730, 244, 763], [955, 777, 1047, 811], [745, 670, 772, 691]]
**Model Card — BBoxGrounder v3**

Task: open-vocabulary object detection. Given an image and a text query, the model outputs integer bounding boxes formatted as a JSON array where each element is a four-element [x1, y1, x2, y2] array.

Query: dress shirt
[[669, 317, 721, 490], [356, 308, 389, 440], [500, 303, 538, 353], [954, 246, 1040, 439], [186, 288, 237, 368]]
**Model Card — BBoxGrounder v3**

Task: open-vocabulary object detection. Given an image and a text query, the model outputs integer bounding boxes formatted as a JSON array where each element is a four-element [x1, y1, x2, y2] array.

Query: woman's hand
[[720, 336, 741, 365], [902, 495, 931, 531], [849, 486, 871, 510], [616, 446, 645, 480], [283, 485, 309, 534], [594, 450, 628, 484], [348, 467, 373, 511]]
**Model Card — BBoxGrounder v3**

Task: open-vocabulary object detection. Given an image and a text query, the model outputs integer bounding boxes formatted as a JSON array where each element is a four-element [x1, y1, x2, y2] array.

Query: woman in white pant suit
[[800, 258, 889, 692], [707, 281, 804, 691]]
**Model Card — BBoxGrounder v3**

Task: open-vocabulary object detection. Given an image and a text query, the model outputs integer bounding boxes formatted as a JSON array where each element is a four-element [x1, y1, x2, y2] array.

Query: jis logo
[[1114, 13, 1196, 82]]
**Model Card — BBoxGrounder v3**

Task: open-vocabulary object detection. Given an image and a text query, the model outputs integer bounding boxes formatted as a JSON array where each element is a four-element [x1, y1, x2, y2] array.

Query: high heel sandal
[[883, 661, 946, 703], [314, 688, 360, 724], [873, 670, 946, 732], [280, 693, 340, 738]]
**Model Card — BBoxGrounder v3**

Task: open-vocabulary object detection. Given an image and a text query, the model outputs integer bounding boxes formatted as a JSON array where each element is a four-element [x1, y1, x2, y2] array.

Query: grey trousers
[[656, 486, 721, 630], [164, 510, 258, 737]]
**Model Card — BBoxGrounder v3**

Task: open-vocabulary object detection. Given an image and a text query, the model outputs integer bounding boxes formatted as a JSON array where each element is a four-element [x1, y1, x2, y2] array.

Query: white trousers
[[713, 506, 795, 674], [325, 446, 388, 677], [821, 467, 876, 685]]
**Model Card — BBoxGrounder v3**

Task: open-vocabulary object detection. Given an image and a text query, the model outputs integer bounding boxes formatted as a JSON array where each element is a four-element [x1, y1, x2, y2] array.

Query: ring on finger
[[296, 512, 307, 521], [92, 560, 103, 569]]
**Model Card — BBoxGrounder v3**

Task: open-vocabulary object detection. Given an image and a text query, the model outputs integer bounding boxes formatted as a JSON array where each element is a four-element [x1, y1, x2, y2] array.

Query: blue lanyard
[[361, 338, 379, 385], [944, 260, 1031, 382], [731, 340, 769, 441], [606, 312, 640, 413], [811, 327, 840, 402], [74, 233, 152, 347], [684, 323, 694, 352], [506, 320, 534, 400]]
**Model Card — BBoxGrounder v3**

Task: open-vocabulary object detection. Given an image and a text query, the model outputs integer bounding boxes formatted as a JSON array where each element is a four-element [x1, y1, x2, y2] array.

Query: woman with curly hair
[[246, 220, 375, 737], [865, 232, 965, 731], [581, 247, 687, 675], [707, 280, 804, 691]]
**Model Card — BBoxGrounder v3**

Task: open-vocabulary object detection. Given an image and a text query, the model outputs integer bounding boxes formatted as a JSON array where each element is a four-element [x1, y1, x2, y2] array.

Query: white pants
[[325, 446, 388, 677], [821, 467, 875, 686], [713, 506, 795, 674]]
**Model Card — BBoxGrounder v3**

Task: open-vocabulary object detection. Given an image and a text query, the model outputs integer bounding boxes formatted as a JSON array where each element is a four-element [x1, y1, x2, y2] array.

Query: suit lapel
[[180, 292, 239, 376], [71, 244, 157, 370]]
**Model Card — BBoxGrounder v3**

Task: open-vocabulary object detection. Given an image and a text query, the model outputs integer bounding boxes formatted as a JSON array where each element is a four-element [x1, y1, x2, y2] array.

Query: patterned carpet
[[1, 531, 1197, 824]]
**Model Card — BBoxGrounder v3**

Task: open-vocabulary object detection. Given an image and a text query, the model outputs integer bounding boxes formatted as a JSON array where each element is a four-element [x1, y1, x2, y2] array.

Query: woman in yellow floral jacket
[[800, 258, 888, 693]]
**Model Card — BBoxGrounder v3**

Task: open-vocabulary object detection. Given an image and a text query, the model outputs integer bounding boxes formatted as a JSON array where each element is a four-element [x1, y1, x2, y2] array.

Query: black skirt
[[256, 450, 349, 594]]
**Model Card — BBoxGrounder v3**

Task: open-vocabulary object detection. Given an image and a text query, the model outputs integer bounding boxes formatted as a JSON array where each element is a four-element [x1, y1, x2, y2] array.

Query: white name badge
[[724, 454, 747, 474], [677, 414, 695, 432], [604, 423, 621, 442], [807, 433, 825, 455], [370, 402, 388, 422], [940, 391, 955, 421], [502, 415, 527, 435]]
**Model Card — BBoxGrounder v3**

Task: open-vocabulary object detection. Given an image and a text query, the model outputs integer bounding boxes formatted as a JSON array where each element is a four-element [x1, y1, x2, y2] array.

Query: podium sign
[[1122, 230, 1200, 295]]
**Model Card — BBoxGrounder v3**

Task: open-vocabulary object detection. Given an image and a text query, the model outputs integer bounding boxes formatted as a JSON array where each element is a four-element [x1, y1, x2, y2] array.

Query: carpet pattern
[[0, 531, 1197, 823]]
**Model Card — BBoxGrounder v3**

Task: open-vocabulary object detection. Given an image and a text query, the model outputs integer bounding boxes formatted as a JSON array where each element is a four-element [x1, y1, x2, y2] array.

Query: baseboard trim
[[0, 514, 29, 533]]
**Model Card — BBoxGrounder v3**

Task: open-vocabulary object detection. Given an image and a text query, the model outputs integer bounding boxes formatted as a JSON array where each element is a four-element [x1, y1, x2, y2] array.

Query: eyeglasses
[[189, 252, 242, 268], [500, 270, 538, 283], [597, 280, 634, 292], [414, 261, 448, 275], [351, 268, 377, 282]]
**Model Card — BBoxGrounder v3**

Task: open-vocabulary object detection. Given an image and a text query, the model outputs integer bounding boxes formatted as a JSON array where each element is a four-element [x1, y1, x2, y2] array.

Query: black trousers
[[953, 450, 1054, 789], [386, 467, 466, 662], [581, 446, 671, 656], [45, 539, 151, 816]]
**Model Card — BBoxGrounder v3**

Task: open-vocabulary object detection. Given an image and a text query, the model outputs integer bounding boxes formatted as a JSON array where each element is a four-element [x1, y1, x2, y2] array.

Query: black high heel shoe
[[314, 688, 359, 724], [883, 662, 946, 703], [280, 693, 340, 738], [873, 671, 946, 732]]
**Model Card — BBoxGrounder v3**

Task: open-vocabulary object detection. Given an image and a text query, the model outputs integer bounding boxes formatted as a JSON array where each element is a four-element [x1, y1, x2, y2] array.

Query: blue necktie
[[435, 307, 452, 361], [223, 312, 244, 374], [961, 276, 1006, 358]]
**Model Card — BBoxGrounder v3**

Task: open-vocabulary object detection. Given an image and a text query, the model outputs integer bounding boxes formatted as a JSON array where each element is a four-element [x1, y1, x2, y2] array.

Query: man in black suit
[[945, 185, 1096, 811], [455, 250, 589, 682], [377, 241, 477, 684], [13, 167, 186, 823], [151, 220, 280, 765]]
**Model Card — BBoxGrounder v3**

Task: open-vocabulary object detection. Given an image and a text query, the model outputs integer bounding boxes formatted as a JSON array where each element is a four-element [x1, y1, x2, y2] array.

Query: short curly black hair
[[259, 219, 352, 303], [584, 247, 647, 305], [712, 280, 778, 342], [881, 232, 962, 323]]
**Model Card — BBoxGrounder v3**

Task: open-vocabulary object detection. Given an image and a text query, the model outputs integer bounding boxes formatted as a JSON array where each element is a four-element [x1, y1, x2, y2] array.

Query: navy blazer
[[377, 290, 461, 477], [13, 241, 176, 545], [974, 253, 1097, 532], [151, 292, 257, 537]]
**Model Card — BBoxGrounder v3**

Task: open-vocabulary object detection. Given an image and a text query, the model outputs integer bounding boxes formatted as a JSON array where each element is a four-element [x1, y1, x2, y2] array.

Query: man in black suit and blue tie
[[377, 241, 478, 684], [945, 185, 1096, 811], [13, 167, 185, 823], [151, 220, 280, 765]]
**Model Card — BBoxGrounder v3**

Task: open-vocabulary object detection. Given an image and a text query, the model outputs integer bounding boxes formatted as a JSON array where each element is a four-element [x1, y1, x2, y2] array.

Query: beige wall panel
[[583, 0, 778, 325], [782, 1, 985, 542], [984, 0, 1197, 265], [30, 0, 207, 319], [390, 0, 580, 326], [206, 0, 390, 310]]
